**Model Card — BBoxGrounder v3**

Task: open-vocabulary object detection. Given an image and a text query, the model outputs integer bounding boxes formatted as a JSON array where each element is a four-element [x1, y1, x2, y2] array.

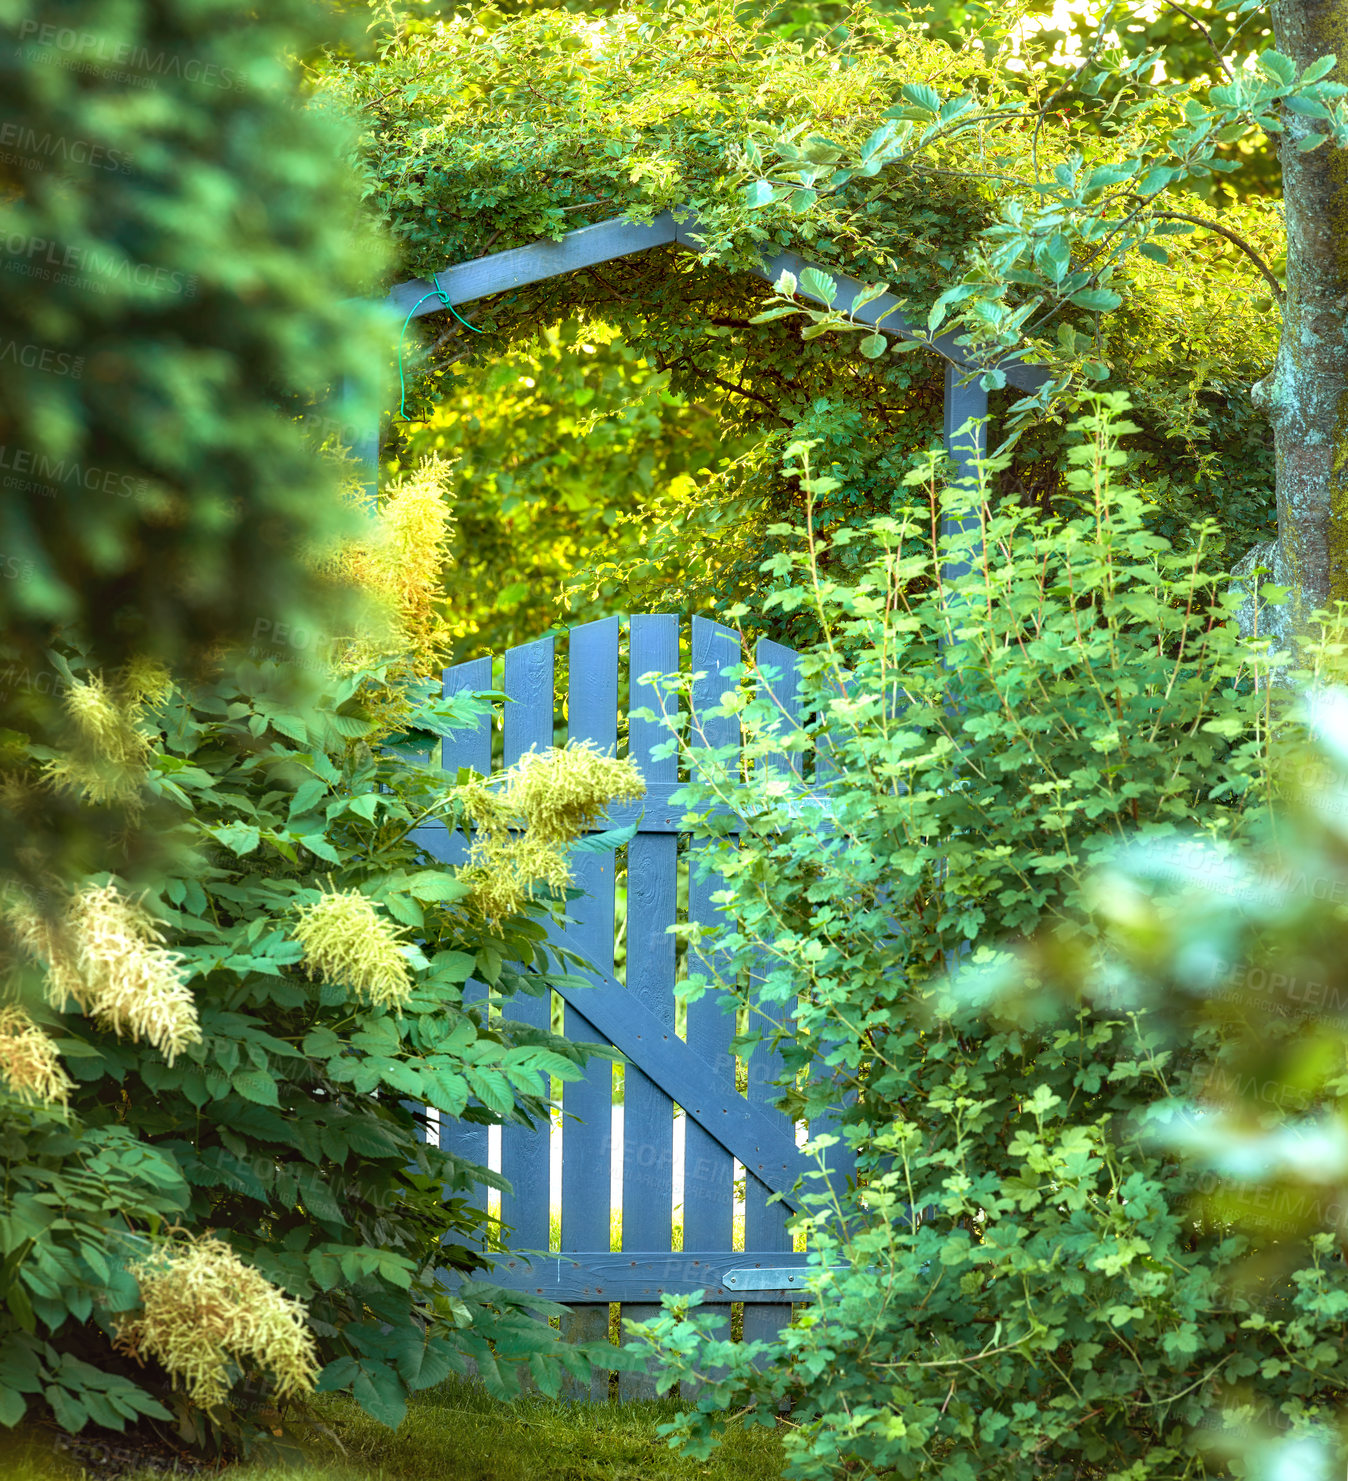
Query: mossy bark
[[1236, 0, 1348, 639]]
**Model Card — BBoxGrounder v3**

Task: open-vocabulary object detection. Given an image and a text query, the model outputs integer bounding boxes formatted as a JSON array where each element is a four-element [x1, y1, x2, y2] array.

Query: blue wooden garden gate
[[339, 206, 1045, 1392], [412, 614, 851, 1398]]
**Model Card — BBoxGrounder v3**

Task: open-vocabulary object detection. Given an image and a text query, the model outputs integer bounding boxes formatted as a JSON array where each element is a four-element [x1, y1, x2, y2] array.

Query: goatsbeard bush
[[0, 652, 639, 1452], [626, 396, 1348, 1480]]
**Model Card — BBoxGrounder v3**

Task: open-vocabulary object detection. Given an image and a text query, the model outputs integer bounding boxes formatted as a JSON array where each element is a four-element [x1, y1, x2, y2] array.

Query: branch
[[702, 371, 788, 423], [1032, 1, 1123, 184], [1148, 209, 1285, 303], [1160, 0, 1234, 82]]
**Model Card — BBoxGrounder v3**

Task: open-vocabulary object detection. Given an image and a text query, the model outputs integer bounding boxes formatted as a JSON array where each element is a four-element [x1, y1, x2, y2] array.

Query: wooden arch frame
[[350, 209, 1053, 550]]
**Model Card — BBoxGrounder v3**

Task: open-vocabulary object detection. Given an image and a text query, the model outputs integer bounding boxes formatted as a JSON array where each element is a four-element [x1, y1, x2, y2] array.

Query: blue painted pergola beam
[[386, 209, 1051, 394], [359, 210, 1041, 563]]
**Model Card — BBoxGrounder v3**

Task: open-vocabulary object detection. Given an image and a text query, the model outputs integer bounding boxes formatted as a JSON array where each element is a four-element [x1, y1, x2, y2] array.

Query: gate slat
[[759, 645, 860, 1205], [499, 637, 555, 1258], [436, 657, 492, 1220], [618, 614, 680, 1398], [559, 616, 621, 1398], [683, 618, 742, 1380], [743, 639, 803, 1356]]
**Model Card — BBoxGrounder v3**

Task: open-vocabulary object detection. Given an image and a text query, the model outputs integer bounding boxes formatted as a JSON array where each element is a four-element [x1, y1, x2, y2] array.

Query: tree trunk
[[1235, 0, 1348, 641]]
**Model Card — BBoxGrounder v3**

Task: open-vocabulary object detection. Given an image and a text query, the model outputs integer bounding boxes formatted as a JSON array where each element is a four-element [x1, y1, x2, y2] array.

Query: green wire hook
[[396, 284, 482, 422]]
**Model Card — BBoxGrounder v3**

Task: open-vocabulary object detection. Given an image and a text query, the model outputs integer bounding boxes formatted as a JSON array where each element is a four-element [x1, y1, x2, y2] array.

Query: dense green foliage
[[327, 2, 1287, 639], [622, 401, 1348, 1477], [0, 655, 625, 1447], [0, 0, 391, 875], [406, 321, 752, 657]]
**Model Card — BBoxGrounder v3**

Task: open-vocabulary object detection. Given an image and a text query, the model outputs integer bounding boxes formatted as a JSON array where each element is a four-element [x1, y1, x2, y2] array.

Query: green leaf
[[231, 1069, 280, 1107], [430, 950, 478, 984], [211, 822, 260, 856], [899, 82, 940, 114], [741, 179, 777, 208], [1070, 288, 1123, 313], [748, 305, 803, 325], [0, 1387, 26, 1427], [859, 333, 887, 360], [798, 267, 838, 306], [572, 821, 639, 853], [316, 1356, 360, 1393], [45, 1386, 88, 1434], [1301, 53, 1339, 83], [1036, 233, 1071, 284], [1297, 132, 1329, 151], [6, 1283, 35, 1335], [290, 778, 328, 817], [1137, 166, 1177, 195], [1258, 49, 1298, 86], [1084, 162, 1135, 194], [347, 792, 381, 822], [382, 892, 424, 928], [466, 1066, 515, 1117], [859, 122, 897, 161], [405, 872, 473, 903], [353, 1363, 408, 1430], [297, 834, 341, 864]]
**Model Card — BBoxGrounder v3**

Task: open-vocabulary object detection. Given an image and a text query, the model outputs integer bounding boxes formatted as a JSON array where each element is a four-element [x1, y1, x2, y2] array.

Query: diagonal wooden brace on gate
[[550, 968, 817, 1213]]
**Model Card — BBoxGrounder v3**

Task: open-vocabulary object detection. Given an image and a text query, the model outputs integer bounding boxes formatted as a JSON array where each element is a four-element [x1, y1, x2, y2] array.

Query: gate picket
[[743, 639, 803, 1355], [682, 618, 742, 1382], [618, 615, 680, 1398], [435, 656, 492, 1221], [559, 617, 621, 1397], [499, 636, 555, 1257]]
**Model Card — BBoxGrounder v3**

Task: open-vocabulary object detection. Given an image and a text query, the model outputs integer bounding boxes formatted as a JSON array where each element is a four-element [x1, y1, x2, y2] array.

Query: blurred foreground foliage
[[0, 0, 394, 880]]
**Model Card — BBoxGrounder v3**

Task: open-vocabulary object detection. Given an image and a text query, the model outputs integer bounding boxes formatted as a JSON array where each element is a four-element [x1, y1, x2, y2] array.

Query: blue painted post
[[559, 617, 621, 1399], [499, 638, 556, 1264], [683, 617, 743, 1390], [618, 615, 680, 1398], [435, 657, 493, 1228], [941, 365, 989, 588]]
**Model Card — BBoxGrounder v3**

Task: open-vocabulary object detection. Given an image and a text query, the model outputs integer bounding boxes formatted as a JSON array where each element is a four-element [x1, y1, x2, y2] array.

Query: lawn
[[5, 1378, 786, 1481]]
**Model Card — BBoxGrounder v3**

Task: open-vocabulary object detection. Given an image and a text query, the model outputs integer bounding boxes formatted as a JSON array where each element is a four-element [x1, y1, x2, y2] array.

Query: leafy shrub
[[624, 398, 1348, 1478], [0, 651, 634, 1449]]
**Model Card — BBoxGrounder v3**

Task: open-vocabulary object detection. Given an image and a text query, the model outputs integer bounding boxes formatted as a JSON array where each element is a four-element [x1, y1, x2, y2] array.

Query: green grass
[[6, 1378, 785, 1481]]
